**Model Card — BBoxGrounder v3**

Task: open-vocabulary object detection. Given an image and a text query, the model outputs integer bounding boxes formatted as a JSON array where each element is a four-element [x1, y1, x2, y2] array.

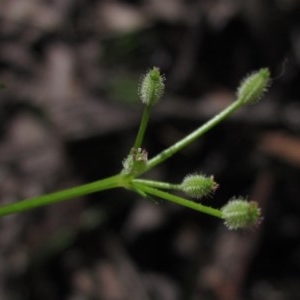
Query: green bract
[[122, 147, 148, 176]]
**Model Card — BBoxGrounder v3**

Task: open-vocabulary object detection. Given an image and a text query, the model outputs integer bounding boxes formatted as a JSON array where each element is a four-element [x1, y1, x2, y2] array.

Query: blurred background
[[0, 0, 300, 299]]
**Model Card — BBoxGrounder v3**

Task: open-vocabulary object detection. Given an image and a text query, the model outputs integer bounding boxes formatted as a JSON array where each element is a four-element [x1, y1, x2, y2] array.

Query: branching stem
[[142, 99, 243, 173], [133, 182, 222, 218]]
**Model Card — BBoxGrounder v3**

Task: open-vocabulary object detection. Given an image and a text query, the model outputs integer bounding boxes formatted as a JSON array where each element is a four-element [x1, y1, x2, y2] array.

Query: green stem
[[0, 174, 125, 217], [132, 178, 180, 190], [142, 99, 243, 173], [133, 182, 222, 218], [133, 105, 152, 149]]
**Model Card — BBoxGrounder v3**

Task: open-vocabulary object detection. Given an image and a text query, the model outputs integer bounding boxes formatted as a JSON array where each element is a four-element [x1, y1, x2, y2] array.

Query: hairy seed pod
[[221, 198, 262, 230], [181, 173, 218, 199], [139, 67, 165, 106], [237, 68, 271, 104]]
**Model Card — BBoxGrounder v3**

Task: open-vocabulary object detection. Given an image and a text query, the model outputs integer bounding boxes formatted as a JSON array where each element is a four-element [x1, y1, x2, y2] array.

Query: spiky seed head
[[221, 198, 262, 230], [237, 68, 271, 104], [181, 173, 218, 199], [138, 67, 165, 106]]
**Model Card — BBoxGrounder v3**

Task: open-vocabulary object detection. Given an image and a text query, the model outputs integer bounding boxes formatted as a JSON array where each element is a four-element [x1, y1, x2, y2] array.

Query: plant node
[[122, 147, 148, 176]]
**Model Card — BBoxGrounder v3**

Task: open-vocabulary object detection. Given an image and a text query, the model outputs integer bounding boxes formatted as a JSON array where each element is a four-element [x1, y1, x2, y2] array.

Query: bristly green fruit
[[138, 67, 165, 106], [181, 173, 218, 199], [237, 68, 270, 104], [221, 198, 262, 230]]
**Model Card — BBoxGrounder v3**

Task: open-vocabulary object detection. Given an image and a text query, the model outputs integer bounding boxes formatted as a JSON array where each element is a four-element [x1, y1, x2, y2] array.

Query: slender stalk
[[142, 99, 243, 173], [133, 105, 151, 149], [0, 174, 124, 217], [132, 178, 180, 190], [133, 182, 222, 218]]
